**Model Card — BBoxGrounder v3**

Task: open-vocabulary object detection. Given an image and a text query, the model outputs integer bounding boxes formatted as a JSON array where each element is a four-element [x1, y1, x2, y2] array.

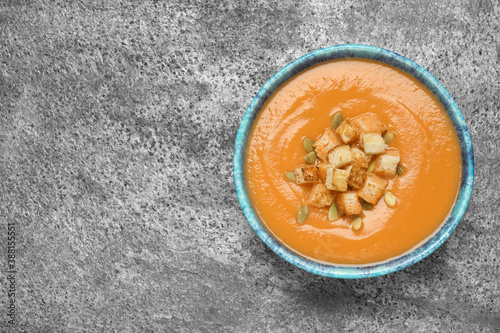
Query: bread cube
[[357, 174, 389, 204], [374, 149, 400, 178], [294, 166, 320, 184], [347, 164, 367, 190], [352, 113, 387, 134], [335, 119, 359, 144], [359, 132, 386, 155], [313, 128, 342, 160], [327, 145, 353, 168], [325, 166, 351, 191], [307, 184, 335, 208], [335, 192, 363, 216], [318, 163, 330, 183], [351, 146, 372, 169]]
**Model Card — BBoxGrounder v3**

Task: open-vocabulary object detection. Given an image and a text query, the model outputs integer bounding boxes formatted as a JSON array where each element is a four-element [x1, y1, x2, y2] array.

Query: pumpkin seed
[[383, 132, 395, 143], [328, 203, 339, 221], [332, 112, 343, 129], [361, 200, 372, 210], [396, 164, 404, 175], [352, 216, 363, 230], [384, 191, 397, 206], [367, 161, 375, 173], [305, 151, 317, 164], [286, 171, 296, 182], [297, 205, 309, 224], [303, 138, 315, 153]]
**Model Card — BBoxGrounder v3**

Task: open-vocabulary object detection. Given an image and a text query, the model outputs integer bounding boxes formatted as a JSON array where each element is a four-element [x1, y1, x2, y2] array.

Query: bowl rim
[[233, 44, 474, 279]]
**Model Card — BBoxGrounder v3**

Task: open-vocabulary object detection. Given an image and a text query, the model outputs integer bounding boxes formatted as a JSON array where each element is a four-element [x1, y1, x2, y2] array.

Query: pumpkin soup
[[245, 58, 462, 265]]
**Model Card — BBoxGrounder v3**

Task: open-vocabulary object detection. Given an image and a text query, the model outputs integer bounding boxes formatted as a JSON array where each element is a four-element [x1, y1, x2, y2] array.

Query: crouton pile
[[288, 112, 404, 230]]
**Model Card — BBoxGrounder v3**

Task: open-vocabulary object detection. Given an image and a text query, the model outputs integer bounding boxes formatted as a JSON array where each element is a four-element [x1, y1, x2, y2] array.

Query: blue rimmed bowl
[[233, 44, 474, 279]]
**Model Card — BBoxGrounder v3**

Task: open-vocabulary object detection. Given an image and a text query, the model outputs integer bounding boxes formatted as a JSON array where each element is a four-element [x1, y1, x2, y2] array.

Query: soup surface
[[245, 58, 462, 265]]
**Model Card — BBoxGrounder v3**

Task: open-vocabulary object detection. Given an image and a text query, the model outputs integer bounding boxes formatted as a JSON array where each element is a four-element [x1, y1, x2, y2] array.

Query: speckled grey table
[[0, 1, 499, 332]]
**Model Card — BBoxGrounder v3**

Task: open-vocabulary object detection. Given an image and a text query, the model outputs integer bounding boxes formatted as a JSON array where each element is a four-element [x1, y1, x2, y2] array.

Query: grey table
[[1, 1, 498, 332]]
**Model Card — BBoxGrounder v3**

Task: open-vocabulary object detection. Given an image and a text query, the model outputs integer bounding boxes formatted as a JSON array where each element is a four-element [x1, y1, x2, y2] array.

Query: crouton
[[327, 145, 353, 168], [347, 164, 367, 190], [359, 132, 386, 155], [352, 113, 386, 134], [294, 166, 320, 184], [374, 149, 401, 178], [335, 192, 363, 216], [347, 147, 371, 189], [335, 119, 359, 144], [313, 128, 342, 160], [357, 174, 389, 204], [325, 166, 351, 191], [306, 184, 335, 208], [351, 146, 372, 169], [318, 163, 330, 183]]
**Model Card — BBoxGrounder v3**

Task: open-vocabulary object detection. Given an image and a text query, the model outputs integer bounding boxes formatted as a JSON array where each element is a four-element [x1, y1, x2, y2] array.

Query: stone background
[[0, 0, 499, 332]]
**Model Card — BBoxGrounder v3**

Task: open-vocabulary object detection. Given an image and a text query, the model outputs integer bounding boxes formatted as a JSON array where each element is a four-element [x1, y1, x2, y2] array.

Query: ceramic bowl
[[233, 44, 474, 278]]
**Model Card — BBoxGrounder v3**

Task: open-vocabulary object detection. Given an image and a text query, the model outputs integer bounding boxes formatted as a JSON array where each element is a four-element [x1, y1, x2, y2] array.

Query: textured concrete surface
[[0, 0, 499, 332]]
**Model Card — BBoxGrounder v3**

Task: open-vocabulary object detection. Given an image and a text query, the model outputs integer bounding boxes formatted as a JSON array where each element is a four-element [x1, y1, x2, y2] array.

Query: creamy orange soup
[[245, 58, 462, 265]]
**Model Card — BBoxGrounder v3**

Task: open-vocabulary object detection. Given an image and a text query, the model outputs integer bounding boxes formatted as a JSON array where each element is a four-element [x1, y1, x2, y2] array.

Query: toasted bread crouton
[[327, 145, 353, 168], [318, 163, 330, 183], [359, 132, 386, 155], [374, 149, 400, 178], [352, 113, 387, 134], [347, 164, 367, 190], [335, 192, 363, 216], [335, 119, 359, 144], [357, 174, 389, 204], [307, 184, 335, 208], [351, 146, 372, 168], [313, 128, 342, 160], [294, 166, 320, 184], [325, 166, 351, 191]]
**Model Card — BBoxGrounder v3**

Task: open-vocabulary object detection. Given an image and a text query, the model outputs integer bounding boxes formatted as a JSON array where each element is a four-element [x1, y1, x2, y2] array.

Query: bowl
[[233, 44, 474, 278]]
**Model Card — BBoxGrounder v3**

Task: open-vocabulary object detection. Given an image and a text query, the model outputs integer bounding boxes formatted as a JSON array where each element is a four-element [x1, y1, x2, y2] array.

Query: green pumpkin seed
[[352, 216, 363, 230], [297, 205, 309, 224], [305, 151, 317, 164], [367, 161, 375, 173], [303, 138, 315, 153], [332, 112, 343, 129], [361, 200, 372, 210], [383, 132, 395, 143], [384, 191, 397, 207], [286, 171, 296, 182], [396, 164, 404, 175], [328, 203, 339, 221]]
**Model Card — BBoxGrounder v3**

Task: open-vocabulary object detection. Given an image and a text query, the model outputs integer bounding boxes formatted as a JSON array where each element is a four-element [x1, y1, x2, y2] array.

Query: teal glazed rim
[[233, 44, 474, 279]]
